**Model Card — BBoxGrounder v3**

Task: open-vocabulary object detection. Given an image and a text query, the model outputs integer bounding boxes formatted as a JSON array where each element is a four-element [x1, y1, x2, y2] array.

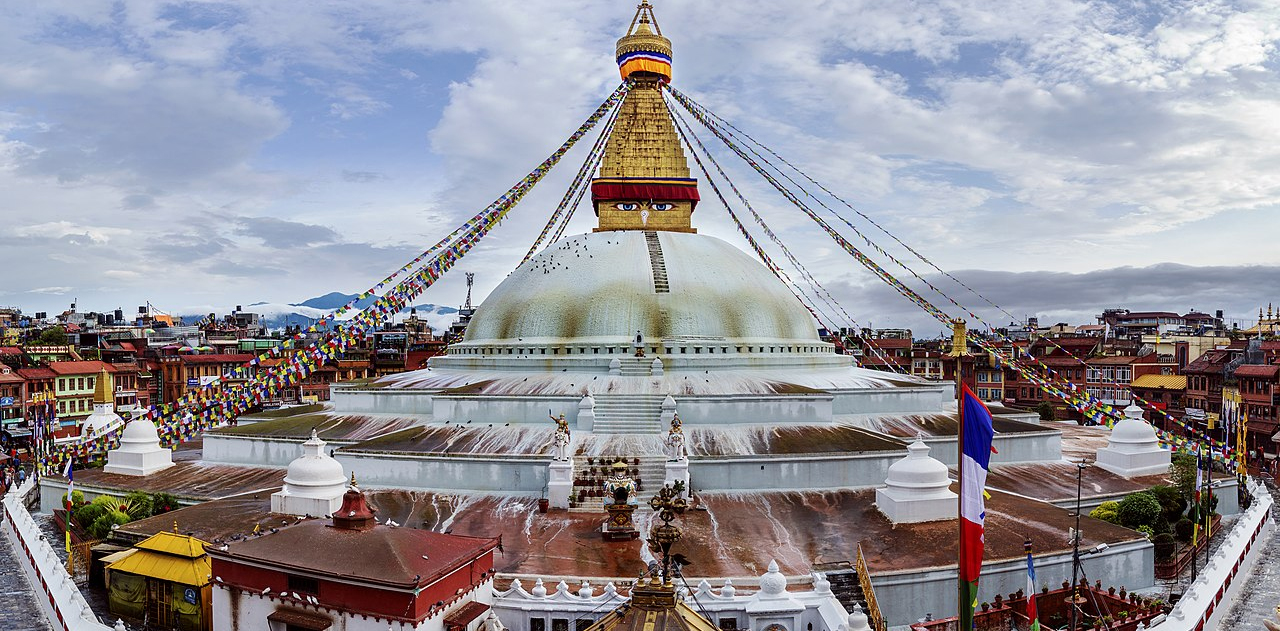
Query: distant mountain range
[[182, 293, 460, 332]]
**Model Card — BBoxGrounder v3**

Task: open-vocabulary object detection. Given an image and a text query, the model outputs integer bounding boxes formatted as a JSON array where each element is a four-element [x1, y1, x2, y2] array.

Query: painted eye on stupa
[[650, 203, 674, 211], [615, 202, 640, 211]]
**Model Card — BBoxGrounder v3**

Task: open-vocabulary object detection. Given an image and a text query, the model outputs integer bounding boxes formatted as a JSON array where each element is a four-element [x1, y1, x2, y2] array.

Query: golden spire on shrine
[[593, 2, 699, 234], [93, 367, 114, 405]]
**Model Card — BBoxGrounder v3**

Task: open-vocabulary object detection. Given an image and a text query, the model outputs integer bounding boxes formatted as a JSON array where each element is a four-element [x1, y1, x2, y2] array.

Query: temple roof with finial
[[616, 1, 672, 83], [332, 474, 377, 531]]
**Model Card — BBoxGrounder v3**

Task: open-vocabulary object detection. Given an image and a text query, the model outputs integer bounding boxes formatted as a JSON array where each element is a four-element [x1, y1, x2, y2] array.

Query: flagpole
[[952, 319, 966, 627]]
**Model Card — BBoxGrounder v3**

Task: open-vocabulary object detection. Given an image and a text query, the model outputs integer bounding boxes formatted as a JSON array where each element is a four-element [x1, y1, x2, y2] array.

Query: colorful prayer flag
[[1025, 540, 1040, 631]]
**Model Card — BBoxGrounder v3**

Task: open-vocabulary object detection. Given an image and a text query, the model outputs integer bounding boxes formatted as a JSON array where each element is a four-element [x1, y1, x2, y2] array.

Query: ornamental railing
[[856, 543, 887, 631]]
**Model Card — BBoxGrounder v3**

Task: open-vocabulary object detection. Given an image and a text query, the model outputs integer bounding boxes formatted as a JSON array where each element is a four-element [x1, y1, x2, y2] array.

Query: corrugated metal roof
[[135, 531, 208, 558], [108, 548, 211, 586], [1131, 374, 1187, 390]]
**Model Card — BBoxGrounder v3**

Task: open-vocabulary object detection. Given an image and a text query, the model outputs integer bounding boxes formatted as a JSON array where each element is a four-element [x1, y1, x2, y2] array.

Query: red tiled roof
[[48, 360, 114, 375], [1235, 364, 1280, 378], [0, 347, 23, 355], [16, 368, 56, 380], [209, 519, 499, 589], [1184, 350, 1234, 373], [0, 371, 24, 383]]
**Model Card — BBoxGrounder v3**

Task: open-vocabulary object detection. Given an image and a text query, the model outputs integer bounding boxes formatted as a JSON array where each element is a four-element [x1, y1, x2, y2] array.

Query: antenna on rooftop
[[464, 272, 475, 310]]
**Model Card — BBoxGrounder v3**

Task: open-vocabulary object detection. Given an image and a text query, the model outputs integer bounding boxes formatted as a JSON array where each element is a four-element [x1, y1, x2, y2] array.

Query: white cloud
[[0, 0, 1277, 328]]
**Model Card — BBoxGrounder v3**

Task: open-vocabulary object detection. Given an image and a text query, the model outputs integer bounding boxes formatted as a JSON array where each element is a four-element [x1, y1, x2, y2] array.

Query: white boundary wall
[[1145, 478, 1274, 631], [1, 478, 118, 631]]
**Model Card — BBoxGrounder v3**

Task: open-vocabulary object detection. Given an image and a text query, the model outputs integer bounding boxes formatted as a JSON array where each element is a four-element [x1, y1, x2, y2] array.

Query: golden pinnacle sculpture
[[646, 480, 689, 584], [593, 1, 699, 233]]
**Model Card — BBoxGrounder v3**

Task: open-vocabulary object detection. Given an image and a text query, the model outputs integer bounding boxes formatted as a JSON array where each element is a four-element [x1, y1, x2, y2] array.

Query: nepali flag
[[959, 385, 995, 630]]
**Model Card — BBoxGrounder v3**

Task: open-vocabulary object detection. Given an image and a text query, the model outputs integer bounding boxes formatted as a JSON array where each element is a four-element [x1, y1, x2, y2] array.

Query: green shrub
[[61, 489, 85, 507], [1149, 485, 1187, 521], [1152, 533, 1176, 560], [151, 492, 180, 514], [1117, 492, 1162, 530], [1036, 401, 1055, 421], [1136, 525, 1155, 539], [124, 491, 154, 519], [1089, 501, 1121, 524], [1173, 519, 1194, 542], [72, 502, 107, 528], [88, 510, 131, 539]]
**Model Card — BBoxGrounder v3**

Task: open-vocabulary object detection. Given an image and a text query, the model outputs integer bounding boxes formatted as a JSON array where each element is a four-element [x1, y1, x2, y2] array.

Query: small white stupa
[[103, 410, 175, 476], [875, 436, 957, 523], [1095, 404, 1170, 478], [270, 429, 348, 518], [82, 368, 124, 437]]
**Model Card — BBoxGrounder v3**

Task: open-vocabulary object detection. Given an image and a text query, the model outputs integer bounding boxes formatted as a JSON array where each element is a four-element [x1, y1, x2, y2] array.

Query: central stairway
[[590, 393, 666, 434]]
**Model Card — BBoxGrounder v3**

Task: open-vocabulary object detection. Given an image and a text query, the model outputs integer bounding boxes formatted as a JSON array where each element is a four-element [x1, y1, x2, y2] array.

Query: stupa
[[82, 368, 123, 437], [270, 429, 348, 518], [179, 4, 1158, 627], [102, 410, 174, 476]]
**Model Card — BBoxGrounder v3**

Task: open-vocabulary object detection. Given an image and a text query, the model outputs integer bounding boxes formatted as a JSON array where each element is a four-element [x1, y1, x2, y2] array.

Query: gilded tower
[[593, 2, 699, 233]]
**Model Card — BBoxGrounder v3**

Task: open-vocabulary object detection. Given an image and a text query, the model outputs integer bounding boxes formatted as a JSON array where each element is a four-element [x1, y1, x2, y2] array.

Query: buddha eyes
[[616, 203, 640, 211], [651, 203, 674, 211], [613, 202, 675, 211]]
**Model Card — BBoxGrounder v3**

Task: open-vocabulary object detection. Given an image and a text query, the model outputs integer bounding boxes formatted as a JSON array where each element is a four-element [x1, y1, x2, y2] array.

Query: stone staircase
[[825, 569, 871, 620], [616, 356, 652, 376], [591, 393, 667, 434], [644, 231, 670, 293], [569, 454, 668, 510]]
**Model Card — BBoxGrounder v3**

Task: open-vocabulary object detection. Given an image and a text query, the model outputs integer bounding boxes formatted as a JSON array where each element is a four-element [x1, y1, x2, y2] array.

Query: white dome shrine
[[461, 231, 824, 347], [1095, 404, 1170, 478], [271, 430, 348, 518], [103, 416, 174, 477], [875, 437, 956, 524]]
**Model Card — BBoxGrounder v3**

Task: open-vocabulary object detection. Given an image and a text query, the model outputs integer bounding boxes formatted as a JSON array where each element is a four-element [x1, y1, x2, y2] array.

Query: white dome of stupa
[[883, 437, 950, 491], [119, 417, 161, 445], [283, 430, 346, 490], [461, 231, 822, 346], [1095, 403, 1170, 478], [875, 437, 956, 524], [272, 429, 348, 517], [1108, 404, 1160, 447]]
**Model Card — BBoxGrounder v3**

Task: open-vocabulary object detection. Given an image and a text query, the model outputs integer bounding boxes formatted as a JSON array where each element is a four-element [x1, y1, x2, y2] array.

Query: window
[[552, 619, 569, 631], [719, 619, 739, 631], [531, 620, 546, 631], [576, 621, 593, 631], [287, 574, 319, 595]]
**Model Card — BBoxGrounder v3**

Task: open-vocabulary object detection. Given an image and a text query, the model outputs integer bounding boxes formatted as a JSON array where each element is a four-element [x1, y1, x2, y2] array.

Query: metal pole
[[956, 366, 965, 627], [1070, 461, 1083, 631]]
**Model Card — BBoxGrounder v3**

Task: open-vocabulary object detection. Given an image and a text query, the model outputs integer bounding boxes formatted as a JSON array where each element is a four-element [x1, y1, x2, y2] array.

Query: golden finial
[[350, 472, 358, 487], [950, 320, 967, 357], [93, 367, 114, 405], [173, 520, 179, 533]]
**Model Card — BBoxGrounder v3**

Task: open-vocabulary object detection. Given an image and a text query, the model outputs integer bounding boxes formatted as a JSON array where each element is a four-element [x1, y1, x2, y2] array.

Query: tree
[[151, 492, 180, 514], [1117, 491, 1162, 530], [34, 326, 68, 346], [124, 491, 154, 520], [1036, 401, 1055, 421], [1168, 453, 1197, 500], [1149, 485, 1187, 522]]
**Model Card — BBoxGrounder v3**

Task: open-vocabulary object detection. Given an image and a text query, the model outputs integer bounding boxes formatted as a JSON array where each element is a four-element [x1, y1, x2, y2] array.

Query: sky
[[2, 0, 1280, 335]]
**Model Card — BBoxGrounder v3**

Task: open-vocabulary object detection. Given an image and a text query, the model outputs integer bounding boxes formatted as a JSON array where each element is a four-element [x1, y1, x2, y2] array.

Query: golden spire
[[93, 367, 113, 405], [594, 2, 698, 233]]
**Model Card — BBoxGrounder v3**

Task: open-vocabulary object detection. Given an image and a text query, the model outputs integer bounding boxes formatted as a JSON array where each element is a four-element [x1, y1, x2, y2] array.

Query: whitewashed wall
[[2, 478, 118, 631]]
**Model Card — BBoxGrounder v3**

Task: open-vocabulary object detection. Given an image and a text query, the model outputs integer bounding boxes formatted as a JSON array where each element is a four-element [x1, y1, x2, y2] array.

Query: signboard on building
[[0, 397, 13, 406], [199, 375, 219, 386], [186, 378, 198, 387]]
